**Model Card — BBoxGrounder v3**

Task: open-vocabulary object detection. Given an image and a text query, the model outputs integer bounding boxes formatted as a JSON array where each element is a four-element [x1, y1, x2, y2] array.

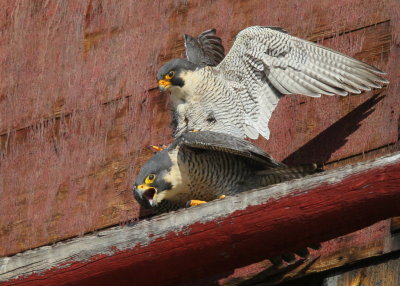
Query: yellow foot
[[150, 145, 167, 152], [187, 200, 207, 207], [189, 129, 200, 133], [218, 195, 226, 199]]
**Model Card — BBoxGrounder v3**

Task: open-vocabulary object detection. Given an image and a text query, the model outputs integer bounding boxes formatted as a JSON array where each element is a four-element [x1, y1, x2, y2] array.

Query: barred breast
[[181, 67, 250, 138], [178, 145, 256, 200]]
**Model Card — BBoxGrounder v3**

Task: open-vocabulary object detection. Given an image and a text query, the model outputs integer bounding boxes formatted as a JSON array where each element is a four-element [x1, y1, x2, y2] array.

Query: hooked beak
[[136, 184, 158, 207], [158, 79, 171, 91]]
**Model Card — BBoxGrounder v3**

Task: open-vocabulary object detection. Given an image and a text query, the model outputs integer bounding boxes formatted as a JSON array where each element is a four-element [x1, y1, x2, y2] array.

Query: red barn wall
[[0, 0, 399, 257]]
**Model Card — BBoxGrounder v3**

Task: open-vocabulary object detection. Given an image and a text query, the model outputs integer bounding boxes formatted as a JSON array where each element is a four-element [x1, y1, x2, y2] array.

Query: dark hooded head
[[157, 59, 199, 91], [133, 150, 173, 209]]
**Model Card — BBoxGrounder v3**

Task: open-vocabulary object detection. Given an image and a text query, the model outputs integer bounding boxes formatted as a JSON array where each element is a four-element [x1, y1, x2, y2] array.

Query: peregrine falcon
[[134, 131, 320, 265], [133, 131, 318, 214], [157, 26, 389, 139]]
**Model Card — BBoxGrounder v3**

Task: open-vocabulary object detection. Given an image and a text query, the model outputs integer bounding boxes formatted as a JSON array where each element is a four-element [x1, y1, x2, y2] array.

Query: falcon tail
[[255, 164, 320, 186]]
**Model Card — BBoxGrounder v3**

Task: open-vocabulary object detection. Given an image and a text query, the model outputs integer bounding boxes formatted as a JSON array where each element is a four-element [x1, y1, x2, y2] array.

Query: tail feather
[[256, 164, 319, 185]]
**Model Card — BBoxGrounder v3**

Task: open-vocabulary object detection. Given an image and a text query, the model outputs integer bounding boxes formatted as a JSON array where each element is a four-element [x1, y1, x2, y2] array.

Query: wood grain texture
[[1, 152, 400, 286], [323, 255, 400, 286], [219, 221, 398, 285], [0, 0, 399, 258], [391, 217, 400, 233]]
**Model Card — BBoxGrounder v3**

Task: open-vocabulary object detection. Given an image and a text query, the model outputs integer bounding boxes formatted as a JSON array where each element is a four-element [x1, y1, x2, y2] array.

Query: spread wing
[[215, 26, 389, 139], [184, 29, 225, 67], [174, 131, 285, 168]]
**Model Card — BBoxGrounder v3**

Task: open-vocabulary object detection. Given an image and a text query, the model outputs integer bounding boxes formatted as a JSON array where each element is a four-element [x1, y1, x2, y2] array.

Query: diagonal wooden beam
[[1, 152, 400, 286]]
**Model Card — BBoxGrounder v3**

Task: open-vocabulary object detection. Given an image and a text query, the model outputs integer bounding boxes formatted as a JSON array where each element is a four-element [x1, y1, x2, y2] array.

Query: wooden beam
[[1, 152, 400, 286], [391, 217, 400, 234], [219, 221, 400, 285], [323, 252, 400, 286]]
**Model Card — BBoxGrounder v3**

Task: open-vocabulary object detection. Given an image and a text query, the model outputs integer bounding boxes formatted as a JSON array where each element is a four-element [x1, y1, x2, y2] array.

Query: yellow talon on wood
[[150, 145, 166, 152], [189, 129, 200, 133], [219, 195, 226, 199], [188, 200, 207, 206]]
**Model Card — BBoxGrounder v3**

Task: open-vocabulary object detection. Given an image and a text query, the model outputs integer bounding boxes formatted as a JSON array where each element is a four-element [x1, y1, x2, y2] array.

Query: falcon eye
[[145, 174, 156, 184], [165, 71, 175, 80]]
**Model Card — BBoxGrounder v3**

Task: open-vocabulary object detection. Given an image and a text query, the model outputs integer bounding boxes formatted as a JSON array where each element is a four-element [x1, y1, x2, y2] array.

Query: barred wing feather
[[215, 26, 388, 139]]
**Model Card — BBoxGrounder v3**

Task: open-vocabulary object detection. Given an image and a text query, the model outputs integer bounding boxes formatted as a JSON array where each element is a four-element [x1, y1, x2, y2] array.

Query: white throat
[[169, 70, 200, 106]]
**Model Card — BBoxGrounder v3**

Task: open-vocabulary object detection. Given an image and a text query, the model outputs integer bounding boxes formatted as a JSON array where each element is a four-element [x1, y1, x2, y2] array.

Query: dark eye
[[145, 174, 156, 184], [165, 71, 175, 80]]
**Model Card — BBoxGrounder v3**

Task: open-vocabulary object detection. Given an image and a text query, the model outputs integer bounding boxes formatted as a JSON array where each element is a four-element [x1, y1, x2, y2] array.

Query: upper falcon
[[157, 26, 389, 139]]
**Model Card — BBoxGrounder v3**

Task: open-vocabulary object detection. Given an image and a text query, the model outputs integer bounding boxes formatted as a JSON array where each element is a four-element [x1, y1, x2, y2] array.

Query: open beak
[[136, 184, 158, 207], [158, 79, 171, 91]]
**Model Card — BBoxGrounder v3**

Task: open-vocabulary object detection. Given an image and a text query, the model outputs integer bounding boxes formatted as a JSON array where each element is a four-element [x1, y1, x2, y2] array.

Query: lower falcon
[[133, 131, 318, 214]]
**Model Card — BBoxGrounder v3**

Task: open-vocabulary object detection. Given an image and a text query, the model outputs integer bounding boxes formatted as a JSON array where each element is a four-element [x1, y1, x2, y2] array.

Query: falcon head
[[157, 59, 199, 91], [133, 149, 174, 209]]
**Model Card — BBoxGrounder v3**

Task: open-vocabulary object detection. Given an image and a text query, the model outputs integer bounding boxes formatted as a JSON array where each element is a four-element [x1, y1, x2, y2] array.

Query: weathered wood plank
[[391, 217, 400, 233], [219, 220, 398, 285], [323, 253, 400, 286], [1, 152, 400, 286]]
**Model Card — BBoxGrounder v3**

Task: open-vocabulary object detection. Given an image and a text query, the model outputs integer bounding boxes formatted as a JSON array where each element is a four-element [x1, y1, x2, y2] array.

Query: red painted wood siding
[[1, 153, 400, 286], [0, 0, 399, 257]]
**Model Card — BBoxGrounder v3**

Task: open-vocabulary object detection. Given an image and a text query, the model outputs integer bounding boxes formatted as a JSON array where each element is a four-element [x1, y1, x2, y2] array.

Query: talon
[[218, 195, 226, 199], [150, 145, 167, 152], [189, 129, 200, 133], [186, 200, 207, 207]]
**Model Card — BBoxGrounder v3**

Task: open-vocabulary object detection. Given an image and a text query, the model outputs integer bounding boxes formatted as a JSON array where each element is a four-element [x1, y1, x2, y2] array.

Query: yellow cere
[[158, 79, 171, 88], [145, 174, 156, 184], [137, 184, 146, 190]]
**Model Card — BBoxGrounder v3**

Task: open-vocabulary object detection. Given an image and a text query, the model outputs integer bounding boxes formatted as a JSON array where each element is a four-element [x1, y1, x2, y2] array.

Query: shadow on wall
[[283, 92, 386, 166]]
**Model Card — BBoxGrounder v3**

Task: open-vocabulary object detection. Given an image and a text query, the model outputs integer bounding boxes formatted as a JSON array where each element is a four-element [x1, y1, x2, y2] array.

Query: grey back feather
[[173, 131, 285, 168]]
